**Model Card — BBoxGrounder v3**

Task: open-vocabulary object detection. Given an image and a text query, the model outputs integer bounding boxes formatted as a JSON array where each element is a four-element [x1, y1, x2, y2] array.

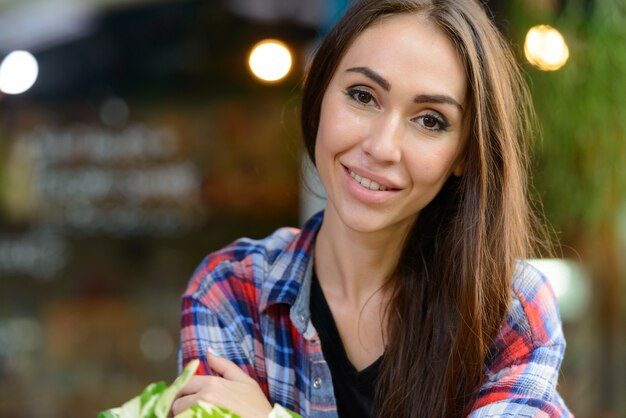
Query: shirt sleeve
[[179, 295, 255, 376], [469, 263, 574, 418], [177, 250, 264, 387]]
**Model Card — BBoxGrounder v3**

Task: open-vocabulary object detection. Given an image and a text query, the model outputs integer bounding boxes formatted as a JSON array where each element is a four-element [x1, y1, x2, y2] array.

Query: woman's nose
[[360, 113, 403, 163]]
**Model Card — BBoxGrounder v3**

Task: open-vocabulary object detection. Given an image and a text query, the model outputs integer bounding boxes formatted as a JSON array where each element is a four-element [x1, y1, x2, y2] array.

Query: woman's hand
[[171, 351, 273, 418]]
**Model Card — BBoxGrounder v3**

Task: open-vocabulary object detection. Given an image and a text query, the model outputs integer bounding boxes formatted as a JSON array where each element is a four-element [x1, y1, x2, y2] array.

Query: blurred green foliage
[[511, 0, 626, 237], [509, 2, 626, 415]]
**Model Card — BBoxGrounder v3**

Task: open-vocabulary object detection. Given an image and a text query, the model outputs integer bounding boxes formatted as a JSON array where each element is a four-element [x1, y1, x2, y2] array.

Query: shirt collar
[[259, 211, 323, 333]]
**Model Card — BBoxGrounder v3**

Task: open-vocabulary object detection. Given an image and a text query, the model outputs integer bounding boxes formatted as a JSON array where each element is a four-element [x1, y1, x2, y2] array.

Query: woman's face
[[315, 13, 468, 235]]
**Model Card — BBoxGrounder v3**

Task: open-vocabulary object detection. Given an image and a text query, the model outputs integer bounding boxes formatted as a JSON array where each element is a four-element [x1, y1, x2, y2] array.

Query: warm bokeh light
[[524, 25, 569, 71], [248, 39, 292, 82], [0, 50, 39, 94]]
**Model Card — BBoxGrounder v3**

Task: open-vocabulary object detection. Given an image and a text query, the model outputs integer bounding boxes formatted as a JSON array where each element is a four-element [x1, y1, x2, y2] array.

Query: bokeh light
[[0, 50, 39, 94], [524, 25, 569, 71], [248, 39, 292, 82]]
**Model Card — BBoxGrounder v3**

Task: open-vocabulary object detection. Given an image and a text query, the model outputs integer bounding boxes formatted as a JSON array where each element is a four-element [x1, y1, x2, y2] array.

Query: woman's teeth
[[349, 170, 390, 191]]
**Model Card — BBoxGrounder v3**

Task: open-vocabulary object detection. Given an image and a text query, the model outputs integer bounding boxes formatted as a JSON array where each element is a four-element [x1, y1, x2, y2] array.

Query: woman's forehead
[[333, 13, 467, 107]]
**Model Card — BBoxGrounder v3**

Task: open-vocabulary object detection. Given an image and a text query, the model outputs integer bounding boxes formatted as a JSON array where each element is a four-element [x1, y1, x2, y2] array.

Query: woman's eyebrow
[[414, 94, 464, 113], [346, 66, 463, 112], [345, 66, 390, 91]]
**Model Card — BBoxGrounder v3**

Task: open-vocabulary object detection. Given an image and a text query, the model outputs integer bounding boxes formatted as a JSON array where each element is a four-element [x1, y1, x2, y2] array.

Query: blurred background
[[0, 0, 624, 417]]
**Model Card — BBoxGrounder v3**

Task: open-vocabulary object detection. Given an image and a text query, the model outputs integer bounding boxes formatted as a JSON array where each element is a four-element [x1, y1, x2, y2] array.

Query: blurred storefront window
[[0, 1, 322, 416]]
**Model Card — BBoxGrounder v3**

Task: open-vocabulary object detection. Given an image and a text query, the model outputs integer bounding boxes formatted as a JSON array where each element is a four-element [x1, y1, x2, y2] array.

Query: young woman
[[173, 0, 572, 417]]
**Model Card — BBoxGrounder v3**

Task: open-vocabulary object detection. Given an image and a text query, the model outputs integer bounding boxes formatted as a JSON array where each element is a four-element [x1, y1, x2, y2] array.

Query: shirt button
[[312, 377, 322, 389], [299, 314, 306, 322]]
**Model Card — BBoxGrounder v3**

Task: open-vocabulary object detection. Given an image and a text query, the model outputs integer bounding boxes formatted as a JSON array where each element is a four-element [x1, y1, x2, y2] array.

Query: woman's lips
[[342, 165, 402, 204], [342, 164, 401, 191]]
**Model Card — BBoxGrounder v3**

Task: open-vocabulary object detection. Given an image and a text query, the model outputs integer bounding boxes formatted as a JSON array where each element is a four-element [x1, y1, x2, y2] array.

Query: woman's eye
[[416, 113, 450, 132], [345, 88, 377, 107]]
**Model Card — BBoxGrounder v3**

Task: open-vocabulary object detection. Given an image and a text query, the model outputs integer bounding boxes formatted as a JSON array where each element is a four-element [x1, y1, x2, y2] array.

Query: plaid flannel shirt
[[179, 211, 572, 417]]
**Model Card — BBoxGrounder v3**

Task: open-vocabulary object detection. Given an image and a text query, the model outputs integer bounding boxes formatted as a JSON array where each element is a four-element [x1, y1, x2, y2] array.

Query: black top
[[310, 272, 381, 418]]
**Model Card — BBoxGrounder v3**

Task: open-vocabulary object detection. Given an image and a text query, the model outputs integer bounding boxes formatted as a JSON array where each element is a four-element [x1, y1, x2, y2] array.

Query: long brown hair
[[301, 0, 543, 417]]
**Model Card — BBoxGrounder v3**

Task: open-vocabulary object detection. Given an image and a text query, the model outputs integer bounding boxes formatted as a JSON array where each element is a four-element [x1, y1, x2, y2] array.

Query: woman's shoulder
[[489, 261, 566, 367], [182, 226, 303, 305], [475, 262, 571, 415], [511, 261, 558, 308], [509, 260, 564, 346], [210, 226, 303, 268]]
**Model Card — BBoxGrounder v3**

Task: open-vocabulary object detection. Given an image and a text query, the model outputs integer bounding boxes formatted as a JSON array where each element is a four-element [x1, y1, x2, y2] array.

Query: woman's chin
[[337, 210, 412, 236]]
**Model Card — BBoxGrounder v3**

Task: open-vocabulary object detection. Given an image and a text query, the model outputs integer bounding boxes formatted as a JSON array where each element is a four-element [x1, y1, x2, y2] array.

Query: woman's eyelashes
[[415, 113, 450, 132], [343, 86, 451, 133], [344, 87, 378, 107]]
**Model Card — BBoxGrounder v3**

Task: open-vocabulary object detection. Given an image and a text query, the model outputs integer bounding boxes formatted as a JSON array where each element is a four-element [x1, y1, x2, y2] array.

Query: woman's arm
[[178, 293, 261, 382], [470, 343, 571, 417], [470, 263, 574, 417], [176, 250, 273, 417]]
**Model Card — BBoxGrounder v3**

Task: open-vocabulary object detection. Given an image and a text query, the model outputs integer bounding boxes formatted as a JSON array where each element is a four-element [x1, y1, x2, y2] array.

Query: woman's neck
[[314, 207, 411, 307]]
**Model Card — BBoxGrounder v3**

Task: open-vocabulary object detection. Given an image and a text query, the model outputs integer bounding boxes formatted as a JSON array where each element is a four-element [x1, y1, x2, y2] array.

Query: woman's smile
[[342, 164, 402, 204]]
